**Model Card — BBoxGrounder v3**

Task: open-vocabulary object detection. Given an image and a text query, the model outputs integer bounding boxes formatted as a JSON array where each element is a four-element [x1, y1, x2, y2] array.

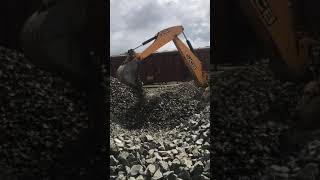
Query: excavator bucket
[[116, 59, 140, 88]]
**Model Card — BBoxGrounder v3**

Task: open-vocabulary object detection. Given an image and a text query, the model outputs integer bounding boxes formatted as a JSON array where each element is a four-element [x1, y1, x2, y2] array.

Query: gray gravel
[[110, 77, 205, 130], [110, 77, 210, 180], [5, 44, 320, 180]]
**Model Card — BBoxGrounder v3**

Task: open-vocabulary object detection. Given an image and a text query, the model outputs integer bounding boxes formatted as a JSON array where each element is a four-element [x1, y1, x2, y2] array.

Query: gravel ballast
[[110, 76, 210, 179], [2, 45, 320, 180], [1, 45, 211, 179]]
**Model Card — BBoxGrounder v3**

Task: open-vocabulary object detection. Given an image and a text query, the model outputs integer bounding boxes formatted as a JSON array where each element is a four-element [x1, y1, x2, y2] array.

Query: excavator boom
[[137, 26, 184, 60], [116, 25, 208, 89]]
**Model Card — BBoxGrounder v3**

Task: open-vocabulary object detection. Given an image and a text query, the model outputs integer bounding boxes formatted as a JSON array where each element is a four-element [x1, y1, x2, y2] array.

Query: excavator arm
[[116, 25, 208, 88]]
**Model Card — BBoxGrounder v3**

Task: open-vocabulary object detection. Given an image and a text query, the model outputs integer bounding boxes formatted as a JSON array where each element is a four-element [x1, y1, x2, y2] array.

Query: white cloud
[[110, 0, 210, 56]]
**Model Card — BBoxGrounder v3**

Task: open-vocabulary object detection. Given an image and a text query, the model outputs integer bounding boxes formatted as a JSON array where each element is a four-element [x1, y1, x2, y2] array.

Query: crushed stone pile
[[110, 77, 210, 179], [110, 77, 205, 130], [211, 61, 320, 179], [0, 46, 105, 179]]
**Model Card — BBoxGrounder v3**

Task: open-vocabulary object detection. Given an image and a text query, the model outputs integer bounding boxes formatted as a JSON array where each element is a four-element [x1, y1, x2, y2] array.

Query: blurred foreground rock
[[0, 46, 105, 179], [211, 61, 320, 179]]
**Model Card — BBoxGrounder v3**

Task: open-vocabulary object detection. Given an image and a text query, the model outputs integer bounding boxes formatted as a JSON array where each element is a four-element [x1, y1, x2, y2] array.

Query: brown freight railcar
[[110, 47, 210, 84]]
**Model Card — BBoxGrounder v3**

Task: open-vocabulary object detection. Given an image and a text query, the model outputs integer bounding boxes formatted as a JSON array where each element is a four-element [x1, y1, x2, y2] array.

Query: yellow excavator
[[116, 25, 209, 99]]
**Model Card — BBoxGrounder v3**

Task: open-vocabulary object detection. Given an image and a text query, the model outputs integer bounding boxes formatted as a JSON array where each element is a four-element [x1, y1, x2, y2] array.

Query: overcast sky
[[110, 0, 210, 56]]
